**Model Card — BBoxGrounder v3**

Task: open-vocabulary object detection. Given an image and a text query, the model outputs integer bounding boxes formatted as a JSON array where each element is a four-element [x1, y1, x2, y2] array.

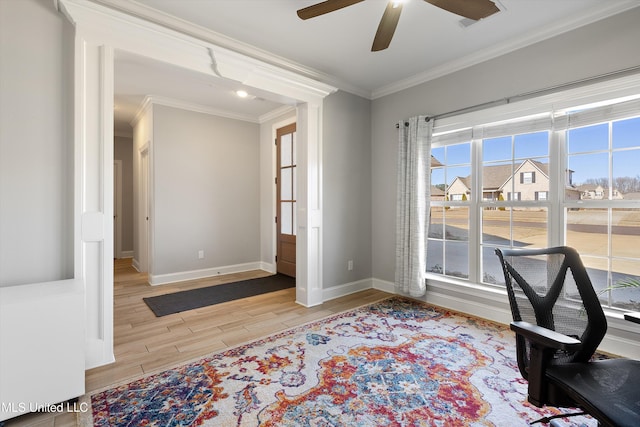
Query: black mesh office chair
[[495, 246, 640, 427]]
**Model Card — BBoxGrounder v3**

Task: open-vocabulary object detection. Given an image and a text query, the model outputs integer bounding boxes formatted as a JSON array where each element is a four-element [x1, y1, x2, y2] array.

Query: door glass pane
[[292, 167, 297, 199], [292, 131, 297, 165], [281, 202, 293, 235], [292, 202, 296, 236], [281, 167, 292, 200], [281, 133, 292, 167]]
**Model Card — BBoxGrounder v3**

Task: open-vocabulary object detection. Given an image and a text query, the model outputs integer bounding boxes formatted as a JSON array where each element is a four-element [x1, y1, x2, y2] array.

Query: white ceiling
[[111, 0, 639, 134]]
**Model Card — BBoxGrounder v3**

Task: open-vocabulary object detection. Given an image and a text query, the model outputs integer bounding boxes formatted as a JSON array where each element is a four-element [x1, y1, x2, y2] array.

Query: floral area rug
[[89, 297, 595, 426]]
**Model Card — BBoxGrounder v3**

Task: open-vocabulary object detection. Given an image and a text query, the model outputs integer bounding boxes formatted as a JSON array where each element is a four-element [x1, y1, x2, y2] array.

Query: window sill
[[422, 274, 640, 358]]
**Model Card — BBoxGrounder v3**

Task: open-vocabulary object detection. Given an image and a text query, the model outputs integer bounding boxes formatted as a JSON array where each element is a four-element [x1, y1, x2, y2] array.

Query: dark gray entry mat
[[143, 274, 295, 317]]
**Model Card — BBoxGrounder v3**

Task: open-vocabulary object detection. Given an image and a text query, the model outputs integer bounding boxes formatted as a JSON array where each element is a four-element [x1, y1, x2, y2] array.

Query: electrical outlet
[[347, 260, 353, 271], [198, 250, 205, 259]]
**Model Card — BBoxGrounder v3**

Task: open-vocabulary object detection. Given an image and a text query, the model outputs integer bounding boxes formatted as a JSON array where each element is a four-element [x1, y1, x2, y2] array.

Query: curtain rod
[[395, 64, 640, 128]]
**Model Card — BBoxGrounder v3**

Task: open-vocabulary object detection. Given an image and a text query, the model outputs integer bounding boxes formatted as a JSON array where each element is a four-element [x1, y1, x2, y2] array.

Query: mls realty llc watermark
[[2, 400, 89, 414]]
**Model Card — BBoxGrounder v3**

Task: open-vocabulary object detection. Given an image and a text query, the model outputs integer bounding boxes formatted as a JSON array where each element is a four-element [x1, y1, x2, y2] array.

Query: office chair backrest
[[495, 247, 608, 377]]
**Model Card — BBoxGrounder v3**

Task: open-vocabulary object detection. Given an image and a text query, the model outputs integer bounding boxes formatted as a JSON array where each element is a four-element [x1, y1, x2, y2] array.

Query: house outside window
[[426, 89, 640, 312], [429, 142, 471, 279]]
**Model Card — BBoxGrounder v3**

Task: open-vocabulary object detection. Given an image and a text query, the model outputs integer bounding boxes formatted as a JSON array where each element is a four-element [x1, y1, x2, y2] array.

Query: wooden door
[[276, 123, 297, 277]]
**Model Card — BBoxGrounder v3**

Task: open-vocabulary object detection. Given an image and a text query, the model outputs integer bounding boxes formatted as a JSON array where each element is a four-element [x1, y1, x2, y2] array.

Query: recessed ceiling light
[[236, 90, 249, 98]]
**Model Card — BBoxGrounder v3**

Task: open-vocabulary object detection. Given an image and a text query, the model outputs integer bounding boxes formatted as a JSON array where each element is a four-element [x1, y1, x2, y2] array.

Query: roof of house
[[430, 185, 445, 196], [576, 184, 603, 191], [447, 159, 550, 191]]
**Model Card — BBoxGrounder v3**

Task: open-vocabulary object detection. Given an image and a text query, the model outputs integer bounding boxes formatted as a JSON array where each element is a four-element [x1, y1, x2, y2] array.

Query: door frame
[[275, 122, 297, 277], [137, 143, 150, 274], [113, 160, 123, 259], [59, 0, 336, 368]]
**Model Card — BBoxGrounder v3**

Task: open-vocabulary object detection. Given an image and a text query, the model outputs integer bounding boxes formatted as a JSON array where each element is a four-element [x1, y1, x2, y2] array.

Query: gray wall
[[371, 7, 640, 283], [151, 105, 261, 276], [323, 91, 372, 287], [0, 0, 74, 287], [114, 136, 134, 254]]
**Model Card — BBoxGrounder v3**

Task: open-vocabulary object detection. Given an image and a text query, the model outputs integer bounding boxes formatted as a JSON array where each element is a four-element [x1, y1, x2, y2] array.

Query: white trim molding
[[323, 278, 374, 302], [149, 262, 264, 286], [57, 0, 336, 367]]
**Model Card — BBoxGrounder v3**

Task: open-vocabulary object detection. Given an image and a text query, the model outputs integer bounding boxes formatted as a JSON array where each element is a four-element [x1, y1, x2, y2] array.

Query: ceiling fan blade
[[372, 2, 403, 52], [424, 0, 499, 20], [297, 0, 365, 20]]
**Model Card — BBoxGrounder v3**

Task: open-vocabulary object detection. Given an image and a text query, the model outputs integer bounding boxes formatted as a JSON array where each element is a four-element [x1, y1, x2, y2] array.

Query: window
[[564, 114, 640, 311], [425, 89, 640, 312], [480, 130, 550, 286], [429, 142, 471, 279], [521, 171, 535, 184]]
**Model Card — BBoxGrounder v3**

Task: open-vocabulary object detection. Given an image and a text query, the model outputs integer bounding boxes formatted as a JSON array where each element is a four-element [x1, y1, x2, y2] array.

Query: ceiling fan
[[297, 0, 500, 51]]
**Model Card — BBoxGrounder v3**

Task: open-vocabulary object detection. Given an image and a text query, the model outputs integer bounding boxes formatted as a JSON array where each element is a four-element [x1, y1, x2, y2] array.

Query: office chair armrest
[[511, 321, 583, 407], [511, 321, 582, 351]]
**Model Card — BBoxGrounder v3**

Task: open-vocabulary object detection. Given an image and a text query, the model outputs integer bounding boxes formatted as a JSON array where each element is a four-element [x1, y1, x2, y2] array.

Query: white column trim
[[59, 0, 336, 366]]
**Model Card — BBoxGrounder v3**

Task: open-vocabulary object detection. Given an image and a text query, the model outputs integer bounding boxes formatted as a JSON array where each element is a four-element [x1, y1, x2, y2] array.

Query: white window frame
[[426, 72, 640, 301]]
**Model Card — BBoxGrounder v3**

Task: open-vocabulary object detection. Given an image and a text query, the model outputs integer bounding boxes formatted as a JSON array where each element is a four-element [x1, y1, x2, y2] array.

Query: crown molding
[[259, 105, 296, 124], [371, 1, 640, 99], [133, 95, 297, 126], [62, 0, 637, 102], [148, 95, 260, 123], [114, 129, 133, 138], [133, 95, 255, 124]]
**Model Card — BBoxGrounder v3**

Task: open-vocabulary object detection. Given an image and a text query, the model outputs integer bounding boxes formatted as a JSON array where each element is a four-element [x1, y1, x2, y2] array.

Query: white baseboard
[[131, 258, 141, 272], [323, 278, 374, 302], [424, 288, 512, 325], [149, 261, 264, 285], [120, 250, 134, 258], [372, 278, 395, 294], [371, 278, 512, 324], [260, 261, 276, 274]]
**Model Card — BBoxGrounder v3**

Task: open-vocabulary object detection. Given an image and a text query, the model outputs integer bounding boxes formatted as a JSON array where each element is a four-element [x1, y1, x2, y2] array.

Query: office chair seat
[[546, 359, 640, 427]]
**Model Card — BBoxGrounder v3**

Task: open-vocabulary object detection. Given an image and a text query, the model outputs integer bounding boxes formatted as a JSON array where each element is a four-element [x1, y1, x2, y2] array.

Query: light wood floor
[[6, 259, 391, 426]]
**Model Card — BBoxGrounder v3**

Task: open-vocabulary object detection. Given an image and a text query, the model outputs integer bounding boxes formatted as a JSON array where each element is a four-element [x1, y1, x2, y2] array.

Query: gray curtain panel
[[395, 116, 432, 297]]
